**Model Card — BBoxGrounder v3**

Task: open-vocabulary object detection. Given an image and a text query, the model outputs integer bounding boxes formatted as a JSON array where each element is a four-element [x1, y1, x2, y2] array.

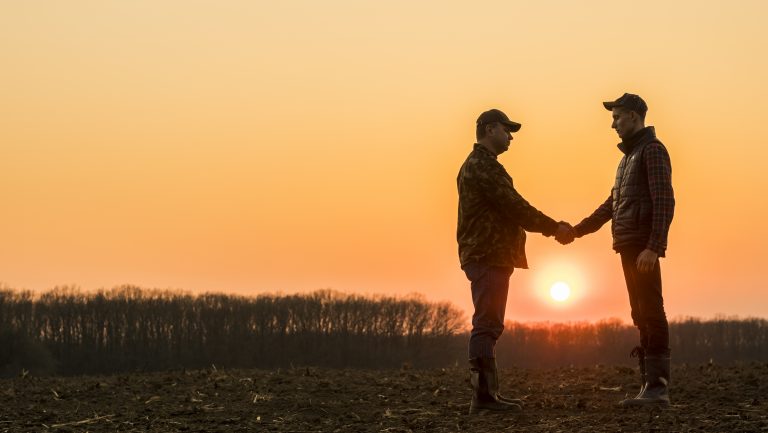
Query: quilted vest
[[610, 127, 663, 250]]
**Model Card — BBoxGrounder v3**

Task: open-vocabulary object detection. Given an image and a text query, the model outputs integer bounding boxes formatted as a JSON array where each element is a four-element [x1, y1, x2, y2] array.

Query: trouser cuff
[[469, 339, 495, 359]]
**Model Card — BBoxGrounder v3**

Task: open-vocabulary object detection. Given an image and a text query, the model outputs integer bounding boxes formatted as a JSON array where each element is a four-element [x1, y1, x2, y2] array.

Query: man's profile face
[[487, 123, 514, 155], [611, 108, 638, 140]]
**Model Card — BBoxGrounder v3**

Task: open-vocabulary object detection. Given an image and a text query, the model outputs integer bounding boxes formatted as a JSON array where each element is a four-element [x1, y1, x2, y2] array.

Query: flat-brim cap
[[476, 108, 521, 132], [603, 93, 648, 117]]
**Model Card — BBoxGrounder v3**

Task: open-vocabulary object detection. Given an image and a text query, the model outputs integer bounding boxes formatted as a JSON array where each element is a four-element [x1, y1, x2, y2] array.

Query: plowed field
[[1, 363, 766, 432]]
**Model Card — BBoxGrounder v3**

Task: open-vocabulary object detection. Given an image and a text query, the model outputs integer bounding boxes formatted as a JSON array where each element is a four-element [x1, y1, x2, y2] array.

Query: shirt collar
[[473, 142, 497, 159], [618, 126, 656, 155]]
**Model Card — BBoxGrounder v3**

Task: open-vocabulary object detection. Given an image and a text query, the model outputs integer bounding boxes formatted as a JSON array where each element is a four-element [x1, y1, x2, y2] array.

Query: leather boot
[[620, 355, 670, 407], [619, 346, 646, 406], [468, 357, 521, 415], [488, 358, 523, 406]]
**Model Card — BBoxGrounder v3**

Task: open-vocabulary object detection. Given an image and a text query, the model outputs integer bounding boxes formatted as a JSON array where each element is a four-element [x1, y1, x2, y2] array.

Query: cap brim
[[501, 120, 522, 132], [603, 101, 621, 110]]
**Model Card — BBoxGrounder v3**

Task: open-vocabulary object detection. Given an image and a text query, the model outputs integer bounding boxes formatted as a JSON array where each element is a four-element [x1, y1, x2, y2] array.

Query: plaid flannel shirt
[[575, 128, 674, 256], [644, 141, 675, 254]]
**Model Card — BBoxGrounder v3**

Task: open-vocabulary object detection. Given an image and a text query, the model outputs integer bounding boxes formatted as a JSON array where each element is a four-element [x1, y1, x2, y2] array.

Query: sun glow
[[549, 282, 571, 302], [533, 259, 586, 308]]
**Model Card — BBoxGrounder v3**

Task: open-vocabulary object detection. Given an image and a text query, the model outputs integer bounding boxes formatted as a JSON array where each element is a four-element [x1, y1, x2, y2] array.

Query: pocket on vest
[[636, 203, 652, 228]]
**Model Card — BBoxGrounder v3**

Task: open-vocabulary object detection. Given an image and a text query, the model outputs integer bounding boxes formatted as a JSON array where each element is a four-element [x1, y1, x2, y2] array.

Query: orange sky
[[2, 1, 767, 323]]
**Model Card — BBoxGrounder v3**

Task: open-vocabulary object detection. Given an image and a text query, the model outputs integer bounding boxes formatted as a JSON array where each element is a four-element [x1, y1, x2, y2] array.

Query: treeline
[[1, 287, 767, 377], [0, 286, 464, 376], [496, 317, 768, 368]]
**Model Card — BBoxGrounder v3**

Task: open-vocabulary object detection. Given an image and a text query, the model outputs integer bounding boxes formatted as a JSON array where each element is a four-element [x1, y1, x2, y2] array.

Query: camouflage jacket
[[457, 143, 558, 269]]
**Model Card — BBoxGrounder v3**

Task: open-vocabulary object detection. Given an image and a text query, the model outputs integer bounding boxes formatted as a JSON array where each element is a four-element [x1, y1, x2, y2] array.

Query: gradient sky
[[2, 1, 767, 323]]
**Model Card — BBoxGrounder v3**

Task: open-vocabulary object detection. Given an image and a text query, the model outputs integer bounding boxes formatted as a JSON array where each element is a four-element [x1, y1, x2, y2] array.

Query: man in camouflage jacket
[[457, 108, 573, 414]]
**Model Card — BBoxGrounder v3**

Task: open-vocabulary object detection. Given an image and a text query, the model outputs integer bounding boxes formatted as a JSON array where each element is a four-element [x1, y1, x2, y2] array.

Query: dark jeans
[[463, 262, 513, 359], [620, 246, 670, 356]]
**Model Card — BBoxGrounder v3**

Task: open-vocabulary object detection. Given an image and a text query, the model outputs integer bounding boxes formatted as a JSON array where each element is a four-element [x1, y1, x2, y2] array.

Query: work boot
[[619, 346, 646, 406], [468, 357, 522, 415], [620, 355, 671, 407], [488, 358, 523, 406]]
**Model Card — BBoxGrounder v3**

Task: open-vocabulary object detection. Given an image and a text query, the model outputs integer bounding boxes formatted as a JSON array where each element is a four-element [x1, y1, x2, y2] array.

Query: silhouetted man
[[457, 109, 572, 414], [571, 93, 675, 407]]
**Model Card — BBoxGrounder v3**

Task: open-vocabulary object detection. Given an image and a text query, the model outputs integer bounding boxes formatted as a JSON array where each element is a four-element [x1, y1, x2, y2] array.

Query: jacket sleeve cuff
[[541, 218, 559, 237], [646, 240, 665, 256]]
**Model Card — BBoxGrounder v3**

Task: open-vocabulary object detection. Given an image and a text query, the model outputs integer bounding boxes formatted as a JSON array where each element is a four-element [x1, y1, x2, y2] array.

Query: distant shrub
[[0, 329, 57, 378]]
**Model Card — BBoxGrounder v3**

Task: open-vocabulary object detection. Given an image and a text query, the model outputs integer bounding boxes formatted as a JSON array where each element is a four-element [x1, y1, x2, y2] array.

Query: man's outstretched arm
[[574, 195, 613, 238], [474, 159, 560, 236]]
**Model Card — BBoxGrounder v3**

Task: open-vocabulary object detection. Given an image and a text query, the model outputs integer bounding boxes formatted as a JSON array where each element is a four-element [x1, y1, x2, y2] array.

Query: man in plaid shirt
[[570, 93, 675, 407]]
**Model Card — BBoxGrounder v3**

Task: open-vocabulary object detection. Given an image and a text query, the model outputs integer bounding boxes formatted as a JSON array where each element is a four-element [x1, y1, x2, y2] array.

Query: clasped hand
[[554, 222, 576, 245]]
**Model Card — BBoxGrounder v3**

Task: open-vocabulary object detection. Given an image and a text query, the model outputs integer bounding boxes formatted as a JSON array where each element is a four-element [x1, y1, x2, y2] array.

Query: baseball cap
[[603, 93, 648, 117], [476, 109, 521, 132]]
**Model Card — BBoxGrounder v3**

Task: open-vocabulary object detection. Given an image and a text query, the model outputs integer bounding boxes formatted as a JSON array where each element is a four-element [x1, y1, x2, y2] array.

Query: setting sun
[[550, 282, 571, 302]]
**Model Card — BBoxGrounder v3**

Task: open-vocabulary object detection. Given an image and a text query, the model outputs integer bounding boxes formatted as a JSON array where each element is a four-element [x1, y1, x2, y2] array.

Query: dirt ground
[[1, 362, 766, 432]]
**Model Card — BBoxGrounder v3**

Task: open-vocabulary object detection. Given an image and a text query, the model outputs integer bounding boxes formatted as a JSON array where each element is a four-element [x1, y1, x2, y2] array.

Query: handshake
[[554, 222, 577, 245]]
